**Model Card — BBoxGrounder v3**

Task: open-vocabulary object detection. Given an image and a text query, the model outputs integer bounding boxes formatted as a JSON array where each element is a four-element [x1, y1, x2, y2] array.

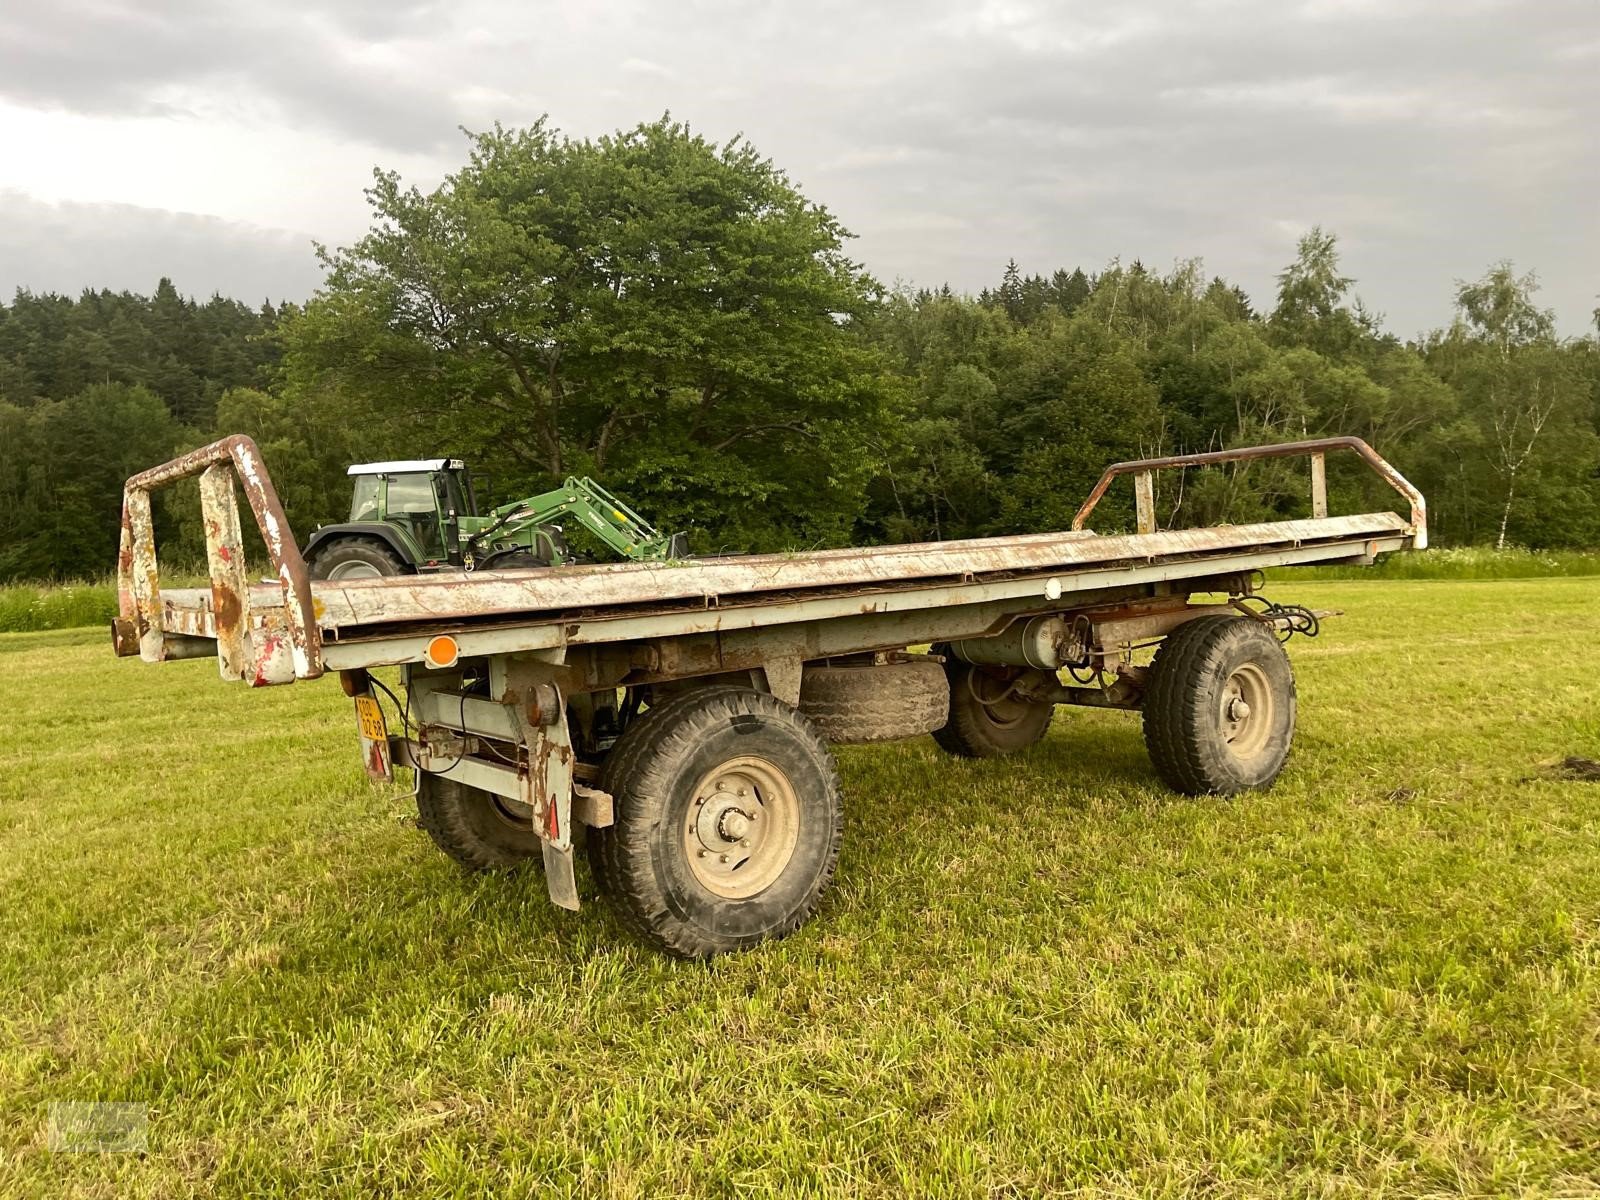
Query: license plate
[[354, 694, 387, 742]]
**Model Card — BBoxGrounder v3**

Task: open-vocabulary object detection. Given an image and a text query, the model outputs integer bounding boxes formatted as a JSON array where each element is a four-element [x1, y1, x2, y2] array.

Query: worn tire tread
[[309, 537, 408, 580], [590, 686, 844, 958], [799, 662, 948, 743], [1142, 615, 1295, 796], [415, 775, 542, 871], [930, 652, 1054, 759]]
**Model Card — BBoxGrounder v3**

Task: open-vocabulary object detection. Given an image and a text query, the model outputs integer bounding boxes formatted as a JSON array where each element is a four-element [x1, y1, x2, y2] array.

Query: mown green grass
[[2, 580, 1599, 1197]]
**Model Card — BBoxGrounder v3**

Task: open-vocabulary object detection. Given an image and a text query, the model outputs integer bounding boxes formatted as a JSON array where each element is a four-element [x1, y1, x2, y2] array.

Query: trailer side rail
[[1070, 436, 1427, 549]]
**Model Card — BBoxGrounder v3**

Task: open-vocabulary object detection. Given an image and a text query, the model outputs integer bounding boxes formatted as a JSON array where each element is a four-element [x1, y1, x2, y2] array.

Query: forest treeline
[[0, 116, 1596, 582]]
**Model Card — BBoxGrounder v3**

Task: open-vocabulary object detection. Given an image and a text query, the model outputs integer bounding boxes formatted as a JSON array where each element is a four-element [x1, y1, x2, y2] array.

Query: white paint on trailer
[[215, 511, 1408, 633]]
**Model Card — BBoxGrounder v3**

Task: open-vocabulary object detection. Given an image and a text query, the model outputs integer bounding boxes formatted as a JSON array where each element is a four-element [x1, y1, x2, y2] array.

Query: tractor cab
[[345, 459, 474, 568]]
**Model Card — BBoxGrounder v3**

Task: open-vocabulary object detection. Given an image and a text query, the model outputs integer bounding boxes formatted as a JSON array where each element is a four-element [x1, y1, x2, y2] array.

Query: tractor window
[[385, 474, 437, 515], [350, 476, 381, 522], [386, 474, 446, 559]]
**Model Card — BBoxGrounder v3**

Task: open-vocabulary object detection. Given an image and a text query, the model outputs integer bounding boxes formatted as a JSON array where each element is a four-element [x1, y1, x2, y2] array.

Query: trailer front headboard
[[112, 434, 324, 686]]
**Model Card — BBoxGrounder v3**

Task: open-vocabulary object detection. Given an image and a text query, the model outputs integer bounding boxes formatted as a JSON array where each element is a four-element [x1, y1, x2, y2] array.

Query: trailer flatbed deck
[[151, 510, 1405, 663], [112, 434, 1425, 957]]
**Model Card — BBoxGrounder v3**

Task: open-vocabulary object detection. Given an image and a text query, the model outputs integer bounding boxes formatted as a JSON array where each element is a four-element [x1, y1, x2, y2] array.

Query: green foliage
[[160, 386, 375, 563], [1269, 226, 1378, 357], [1278, 545, 1600, 580], [1417, 265, 1598, 548], [0, 383, 184, 581], [0, 285, 283, 582], [280, 116, 895, 554], [0, 581, 118, 632], [0, 118, 1597, 583], [864, 245, 1599, 547], [0, 280, 281, 422], [996, 316, 1163, 533]]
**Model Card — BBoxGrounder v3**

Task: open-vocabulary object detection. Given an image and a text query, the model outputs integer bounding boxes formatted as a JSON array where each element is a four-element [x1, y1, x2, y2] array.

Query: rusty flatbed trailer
[[113, 435, 1425, 958]]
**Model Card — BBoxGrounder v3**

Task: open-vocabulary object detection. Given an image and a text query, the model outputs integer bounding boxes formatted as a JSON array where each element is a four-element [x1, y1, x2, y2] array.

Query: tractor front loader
[[304, 459, 687, 581]]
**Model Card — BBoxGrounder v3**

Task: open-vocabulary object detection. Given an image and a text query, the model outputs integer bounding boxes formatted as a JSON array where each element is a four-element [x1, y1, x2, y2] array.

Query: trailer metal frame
[[111, 434, 1425, 939]]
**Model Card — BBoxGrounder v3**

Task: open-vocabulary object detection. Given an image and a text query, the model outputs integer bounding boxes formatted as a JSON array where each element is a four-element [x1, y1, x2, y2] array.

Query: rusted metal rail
[[1070, 436, 1428, 549], [113, 434, 323, 685]]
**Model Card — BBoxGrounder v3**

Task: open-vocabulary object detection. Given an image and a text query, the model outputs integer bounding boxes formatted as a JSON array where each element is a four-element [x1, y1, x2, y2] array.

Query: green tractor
[[304, 459, 687, 581]]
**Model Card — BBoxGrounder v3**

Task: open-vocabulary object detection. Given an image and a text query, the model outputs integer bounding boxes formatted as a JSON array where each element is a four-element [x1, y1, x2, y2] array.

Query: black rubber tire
[[415, 774, 543, 870], [479, 549, 552, 571], [798, 661, 949, 743], [930, 651, 1055, 758], [1142, 615, 1297, 796], [587, 685, 844, 959], [308, 537, 408, 580]]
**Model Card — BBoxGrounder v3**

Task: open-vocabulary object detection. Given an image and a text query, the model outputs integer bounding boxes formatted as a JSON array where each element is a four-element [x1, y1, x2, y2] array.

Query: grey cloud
[[780, 0, 1600, 333], [2, 0, 1597, 332], [0, 0, 462, 151], [0, 192, 324, 302]]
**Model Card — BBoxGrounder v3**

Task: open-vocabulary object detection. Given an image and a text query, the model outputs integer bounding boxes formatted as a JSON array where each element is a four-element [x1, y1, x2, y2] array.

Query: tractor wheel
[[479, 549, 550, 571], [1142, 615, 1296, 796], [930, 650, 1055, 758], [588, 685, 843, 959], [414, 774, 543, 870], [309, 537, 408, 581]]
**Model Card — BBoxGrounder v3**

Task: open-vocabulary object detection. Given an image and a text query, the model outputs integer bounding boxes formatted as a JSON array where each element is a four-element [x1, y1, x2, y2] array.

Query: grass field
[[3, 579, 1599, 1197]]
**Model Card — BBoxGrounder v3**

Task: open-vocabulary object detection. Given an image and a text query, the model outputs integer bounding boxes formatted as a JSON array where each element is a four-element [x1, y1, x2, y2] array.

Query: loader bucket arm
[[562, 476, 679, 559], [486, 476, 681, 562]]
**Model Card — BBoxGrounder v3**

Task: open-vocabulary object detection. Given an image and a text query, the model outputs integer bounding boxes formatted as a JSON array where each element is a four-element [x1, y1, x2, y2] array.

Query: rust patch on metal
[[211, 583, 243, 630], [110, 618, 139, 657]]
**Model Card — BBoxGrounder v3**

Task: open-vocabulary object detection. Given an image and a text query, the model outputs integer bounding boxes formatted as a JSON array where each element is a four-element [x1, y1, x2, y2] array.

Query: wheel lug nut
[[740, 839, 750, 848], [719, 854, 729, 863], [698, 849, 709, 858]]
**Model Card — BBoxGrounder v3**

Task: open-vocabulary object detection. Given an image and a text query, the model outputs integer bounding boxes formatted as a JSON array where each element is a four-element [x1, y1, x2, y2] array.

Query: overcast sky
[[2, 0, 1596, 337]]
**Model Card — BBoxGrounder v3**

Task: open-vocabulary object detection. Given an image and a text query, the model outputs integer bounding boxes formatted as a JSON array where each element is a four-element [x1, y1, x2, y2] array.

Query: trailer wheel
[[1142, 615, 1296, 796], [309, 537, 408, 581], [930, 652, 1055, 758], [415, 774, 543, 870], [588, 686, 843, 959]]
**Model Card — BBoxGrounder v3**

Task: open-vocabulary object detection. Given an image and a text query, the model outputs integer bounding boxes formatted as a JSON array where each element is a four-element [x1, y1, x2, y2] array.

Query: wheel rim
[[682, 756, 801, 899], [1220, 662, 1274, 760], [967, 668, 1036, 731], [327, 559, 383, 580]]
